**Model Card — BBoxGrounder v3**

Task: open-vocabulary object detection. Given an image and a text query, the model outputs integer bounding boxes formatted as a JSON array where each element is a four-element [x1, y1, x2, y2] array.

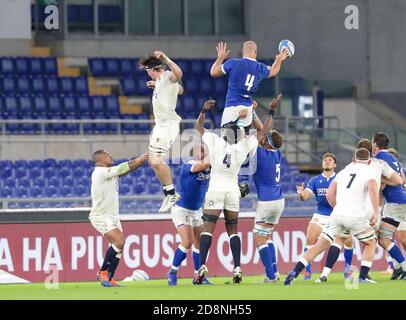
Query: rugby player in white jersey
[[139, 51, 183, 212], [284, 148, 381, 285], [89, 150, 148, 287], [193, 109, 258, 285], [315, 138, 401, 282]]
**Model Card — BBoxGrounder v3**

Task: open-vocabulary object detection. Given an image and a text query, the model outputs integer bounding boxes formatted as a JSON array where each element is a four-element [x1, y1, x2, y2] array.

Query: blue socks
[[267, 240, 278, 274], [387, 242, 406, 267], [344, 246, 353, 268], [304, 246, 312, 273], [170, 245, 188, 273], [258, 244, 275, 280]]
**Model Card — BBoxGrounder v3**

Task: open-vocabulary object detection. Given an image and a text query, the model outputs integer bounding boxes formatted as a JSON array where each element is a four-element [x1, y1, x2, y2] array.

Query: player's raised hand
[[216, 42, 230, 60], [296, 183, 305, 193], [154, 51, 169, 62], [139, 152, 149, 162], [275, 48, 289, 62], [270, 94, 283, 109], [203, 99, 216, 111], [146, 80, 156, 89]]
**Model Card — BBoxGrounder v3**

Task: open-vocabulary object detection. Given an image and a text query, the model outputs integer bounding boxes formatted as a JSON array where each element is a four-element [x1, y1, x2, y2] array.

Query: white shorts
[[323, 215, 375, 243], [255, 199, 285, 225], [382, 203, 406, 223], [149, 120, 180, 155], [171, 205, 204, 228], [90, 216, 123, 236], [310, 213, 330, 229], [204, 190, 240, 212], [221, 105, 253, 127]]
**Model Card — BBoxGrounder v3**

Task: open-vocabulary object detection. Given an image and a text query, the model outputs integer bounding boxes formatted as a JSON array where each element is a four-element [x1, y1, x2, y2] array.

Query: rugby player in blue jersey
[[373, 132, 406, 280], [296, 153, 354, 280], [210, 41, 289, 131], [167, 100, 215, 286], [249, 94, 284, 283]]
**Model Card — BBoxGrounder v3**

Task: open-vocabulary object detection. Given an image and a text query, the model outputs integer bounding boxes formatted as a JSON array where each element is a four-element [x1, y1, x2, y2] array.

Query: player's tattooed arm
[[296, 183, 312, 201], [154, 51, 183, 81], [119, 153, 149, 178], [195, 100, 215, 135], [258, 94, 282, 141], [326, 181, 337, 208], [268, 48, 289, 78], [210, 42, 230, 77]]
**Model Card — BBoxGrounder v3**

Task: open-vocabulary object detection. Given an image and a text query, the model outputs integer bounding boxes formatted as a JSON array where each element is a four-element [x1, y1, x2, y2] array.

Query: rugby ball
[[131, 269, 149, 281], [278, 39, 295, 58]]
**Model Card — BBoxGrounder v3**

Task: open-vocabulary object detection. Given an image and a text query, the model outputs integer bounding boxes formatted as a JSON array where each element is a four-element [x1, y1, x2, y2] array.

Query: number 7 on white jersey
[[245, 74, 255, 91]]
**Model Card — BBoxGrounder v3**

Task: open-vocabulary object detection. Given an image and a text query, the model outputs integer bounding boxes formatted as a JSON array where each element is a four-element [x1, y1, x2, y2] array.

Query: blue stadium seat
[[121, 77, 138, 95], [73, 167, 85, 179], [65, 115, 79, 134], [1, 186, 13, 198], [32, 76, 46, 94], [15, 166, 27, 178], [91, 96, 105, 114], [105, 95, 119, 116], [44, 167, 57, 179], [182, 95, 197, 113], [48, 96, 61, 114], [136, 78, 150, 95], [2, 76, 16, 94], [1, 58, 14, 74], [19, 96, 32, 114], [200, 77, 213, 94], [45, 186, 58, 197], [106, 59, 119, 76], [59, 185, 74, 197], [62, 96, 77, 116], [31, 186, 44, 198], [120, 59, 135, 76], [30, 167, 42, 179], [43, 58, 57, 75], [4, 96, 19, 116], [183, 77, 199, 94], [46, 77, 59, 94], [119, 183, 131, 195], [19, 177, 31, 188], [33, 96, 47, 117], [15, 58, 29, 75], [17, 77, 30, 94], [74, 77, 88, 94], [79, 113, 93, 133], [59, 166, 71, 177], [214, 78, 227, 95], [89, 58, 105, 77], [203, 59, 215, 75], [30, 58, 43, 75], [15, 186, 29, 198], [74, 185, 88, 197], [1, 167, 12, 179], [175, 60, 189, 74], [60, 77, 74, 94], [77, 95, 91, 115], [190, 59, 204, 76]]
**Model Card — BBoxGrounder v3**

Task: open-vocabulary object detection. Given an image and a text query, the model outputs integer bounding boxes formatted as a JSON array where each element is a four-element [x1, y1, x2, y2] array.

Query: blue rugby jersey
[[375, 150, 406, 204], [221, 58, 270, 107], [176, 161, 211, 211], [306, 173, 336, 216], [253, 146, 283, 201]]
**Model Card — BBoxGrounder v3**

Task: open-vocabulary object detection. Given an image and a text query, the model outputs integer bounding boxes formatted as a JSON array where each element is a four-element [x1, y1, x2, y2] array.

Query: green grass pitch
[[1, 273, 405, 300]]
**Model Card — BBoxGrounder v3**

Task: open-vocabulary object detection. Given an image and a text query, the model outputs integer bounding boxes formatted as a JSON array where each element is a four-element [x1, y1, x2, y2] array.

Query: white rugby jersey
[[332, 161, 380, 218], [89, 166, 120, 219], [344, 158, 394, 185], [202, 132, 258, 193], [152, 70, 181, 124]]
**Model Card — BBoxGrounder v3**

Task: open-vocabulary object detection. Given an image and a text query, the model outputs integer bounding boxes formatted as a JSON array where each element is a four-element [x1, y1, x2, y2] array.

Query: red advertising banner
[[0, 217, 388, 283]]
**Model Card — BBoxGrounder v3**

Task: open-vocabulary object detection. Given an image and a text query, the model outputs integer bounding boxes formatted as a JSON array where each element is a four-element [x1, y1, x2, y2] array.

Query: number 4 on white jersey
[[245, 74, 255, 91]]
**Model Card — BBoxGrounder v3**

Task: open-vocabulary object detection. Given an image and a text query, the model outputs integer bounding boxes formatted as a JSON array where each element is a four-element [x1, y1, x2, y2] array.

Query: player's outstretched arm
[[210, 42, 230, 78], [326, 181, 337, 208], [154, 51, 183, 81], [258, 94, 282, 141], [251, 100, 264, 132], [267, 48, 289, 78], [191, 159, 211, 173], [118, 152, 149, 178], [195, 100, 215, 135]]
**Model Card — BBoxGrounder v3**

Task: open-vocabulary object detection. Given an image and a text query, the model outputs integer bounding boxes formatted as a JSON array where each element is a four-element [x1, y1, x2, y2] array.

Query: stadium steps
[[119, 96, 143, 114], [87, 76, 112, 95], [57, 58, 81, 77], [356, 98, 406, 131]]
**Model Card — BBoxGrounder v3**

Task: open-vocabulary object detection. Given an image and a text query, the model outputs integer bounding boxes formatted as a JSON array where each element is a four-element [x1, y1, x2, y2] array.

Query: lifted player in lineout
[[210, 41, 289, 131], [139, 51, 184, 213], [89, 150, 148, 287]]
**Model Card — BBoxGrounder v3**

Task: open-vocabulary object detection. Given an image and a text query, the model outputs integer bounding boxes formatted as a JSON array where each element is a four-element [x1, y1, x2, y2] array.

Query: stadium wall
[[0, 214, 388, 283]]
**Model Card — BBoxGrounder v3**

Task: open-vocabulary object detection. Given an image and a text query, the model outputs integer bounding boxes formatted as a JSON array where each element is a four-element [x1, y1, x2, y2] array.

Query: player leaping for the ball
[[139, 51, 183, 212], [90, 150, 148, 287], [210, 41, 289, 131]]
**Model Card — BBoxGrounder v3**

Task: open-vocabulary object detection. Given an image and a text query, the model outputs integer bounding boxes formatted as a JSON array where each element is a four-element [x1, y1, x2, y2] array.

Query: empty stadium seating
[[0, 157, 314, 213]]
